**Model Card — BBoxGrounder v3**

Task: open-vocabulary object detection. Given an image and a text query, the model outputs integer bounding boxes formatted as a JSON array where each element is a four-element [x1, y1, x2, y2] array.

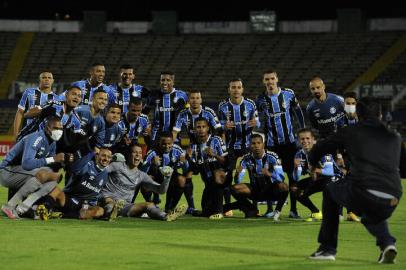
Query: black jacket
[[309, 118, 405, 199]]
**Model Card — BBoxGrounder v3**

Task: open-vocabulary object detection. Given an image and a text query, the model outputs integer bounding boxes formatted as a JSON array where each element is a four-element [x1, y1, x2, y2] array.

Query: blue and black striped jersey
[[256, 88, 305, 147], [151, 89, 188, 140], [306, 93, 346, 139], [18, 88, 58, 126], [119, 113, 150, 143], [108, 83, 150, 114], [190, 135, 227, 179], [16, 101, 83, 143], [59, 80, 113, 106], [173, 105, 221, 143], [240, 151, 285, 184], [141, 144, 187, 173], [218, 97, 259, 150]]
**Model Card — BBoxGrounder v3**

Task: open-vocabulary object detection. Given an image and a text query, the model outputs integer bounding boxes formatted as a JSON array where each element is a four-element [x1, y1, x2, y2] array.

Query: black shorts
[[60, 195, 97, 219], [249, 181, 281, 202]]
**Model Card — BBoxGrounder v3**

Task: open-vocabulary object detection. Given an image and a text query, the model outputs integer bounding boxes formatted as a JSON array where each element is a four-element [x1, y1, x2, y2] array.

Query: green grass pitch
[[0, 176, 405, 270]]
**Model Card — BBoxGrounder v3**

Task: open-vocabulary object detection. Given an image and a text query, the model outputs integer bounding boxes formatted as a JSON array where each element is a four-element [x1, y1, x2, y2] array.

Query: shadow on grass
[[158, 242, 374, 265]]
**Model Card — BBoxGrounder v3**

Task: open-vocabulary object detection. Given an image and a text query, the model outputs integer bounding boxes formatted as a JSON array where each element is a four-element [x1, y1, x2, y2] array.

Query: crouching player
[[291, 128, 343, 221], [188, 117, 228, 219], [0, 116, 65, 219], [223, 134, 289, 221], [38, 148, 115, 220], [141, 132, 188, 213], [100, 143, 186, 221]]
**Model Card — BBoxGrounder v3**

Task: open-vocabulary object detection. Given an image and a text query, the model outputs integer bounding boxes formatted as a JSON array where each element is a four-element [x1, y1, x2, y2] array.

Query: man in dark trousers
[[307, 97, 405, 263]]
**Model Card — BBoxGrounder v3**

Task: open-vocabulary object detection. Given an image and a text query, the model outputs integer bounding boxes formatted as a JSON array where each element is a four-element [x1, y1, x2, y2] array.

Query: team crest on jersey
[[137, 126, 142, 133], [330, 107, 336, 114], [172, 156, 177, 163], [132, 91, 139, 97], [99, 179, 104, 186], [315, 113, 320, 118], [281, 102, 286, 109], [93, 125, 97, 133], [243, 111, 248, 117], [110, 134, 116, 141]]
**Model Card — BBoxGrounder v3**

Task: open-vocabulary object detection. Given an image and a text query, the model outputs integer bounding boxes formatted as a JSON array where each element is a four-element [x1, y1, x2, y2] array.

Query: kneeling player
[[223, 134, 289, 221], [291, 128, 343, 221], [141, 132, 188, 212], [188, 117, 228, 219], [100, 143, 186, 221]]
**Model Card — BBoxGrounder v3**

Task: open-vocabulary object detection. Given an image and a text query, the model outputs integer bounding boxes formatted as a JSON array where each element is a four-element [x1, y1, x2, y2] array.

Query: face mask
[[50, 130, 63, 141], [344, 104, 356, 114]]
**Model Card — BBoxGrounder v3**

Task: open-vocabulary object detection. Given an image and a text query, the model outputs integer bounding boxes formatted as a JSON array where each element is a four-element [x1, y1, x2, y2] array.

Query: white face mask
[[50, 130, 63, 141], [344, 104, 356, 114]]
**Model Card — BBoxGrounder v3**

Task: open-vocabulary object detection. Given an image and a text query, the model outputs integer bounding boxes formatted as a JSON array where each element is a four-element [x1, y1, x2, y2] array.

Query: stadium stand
[[0, 32, 19, 78], [373, 50, 406, 84], [15, 31, 401, 101]]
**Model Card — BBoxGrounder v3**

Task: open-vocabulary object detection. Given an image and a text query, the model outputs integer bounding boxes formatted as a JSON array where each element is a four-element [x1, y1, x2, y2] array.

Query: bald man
[[306, 77, 345, 139]]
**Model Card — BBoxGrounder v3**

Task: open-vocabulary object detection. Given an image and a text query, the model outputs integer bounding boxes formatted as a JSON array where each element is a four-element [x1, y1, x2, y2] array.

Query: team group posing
[[0, 63, 359, 223]]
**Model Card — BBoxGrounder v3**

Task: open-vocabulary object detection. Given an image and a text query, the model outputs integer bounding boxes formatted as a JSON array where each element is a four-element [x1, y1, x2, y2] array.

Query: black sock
[[153, 192, 160, 204], [223, 202, 240, 213], [168, 186, 184, 211], [275, 191, 289, 212], [184, 178, 195, 209], [142, 190, 153, 202], [266, 200, 274, 213], [289, 191, 297, 213], [224, 186, 231, 204], [43, 195, 57, 211]]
